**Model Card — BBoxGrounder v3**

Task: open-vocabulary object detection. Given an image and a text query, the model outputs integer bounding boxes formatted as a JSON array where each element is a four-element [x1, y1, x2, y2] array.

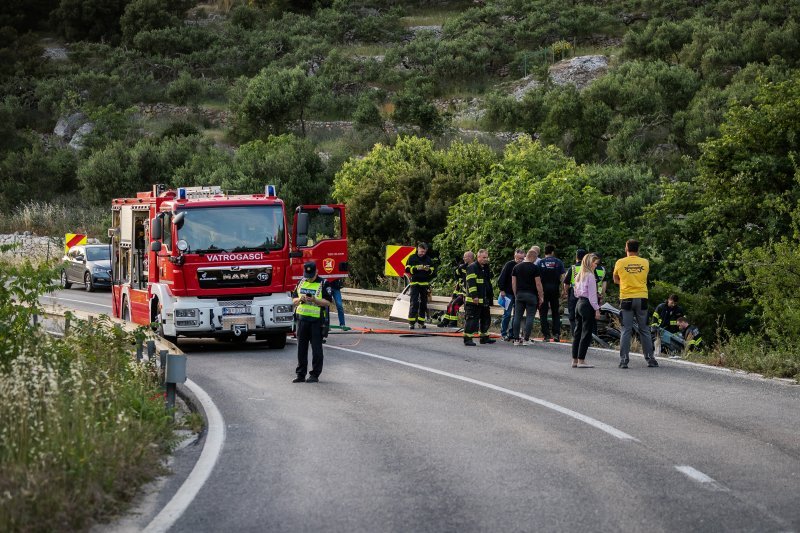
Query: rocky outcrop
[[549, 55, 609, 90], [54, 112, 87, 141]]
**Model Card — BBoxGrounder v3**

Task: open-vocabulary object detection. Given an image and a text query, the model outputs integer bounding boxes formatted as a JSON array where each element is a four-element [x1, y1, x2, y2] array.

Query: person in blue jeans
[[329, 278, 346, 327], [497, 248, 525, 341]]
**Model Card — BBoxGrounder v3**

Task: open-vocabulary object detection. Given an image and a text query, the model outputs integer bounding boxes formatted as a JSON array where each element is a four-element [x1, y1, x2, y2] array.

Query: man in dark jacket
[[538, 245, 566, 342], [464, 249, 495, 346], [651, 294, 684, 334], [497, 248, 524, 340], [405, 242, 435, 329], [439, 250, 474, 327]]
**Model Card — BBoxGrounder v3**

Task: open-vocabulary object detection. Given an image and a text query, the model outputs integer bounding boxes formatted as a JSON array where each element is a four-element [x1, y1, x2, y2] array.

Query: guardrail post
[[159, 349, 168, 385], [146, 340, 156, 360], [164, 353, 187, 416], [64, 315, 70, 337], [32, 313, 38, 327], [135, 338, 143, 361]]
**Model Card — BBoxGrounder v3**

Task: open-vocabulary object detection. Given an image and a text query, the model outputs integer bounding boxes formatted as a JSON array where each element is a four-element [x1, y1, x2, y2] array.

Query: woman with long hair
[[571, 253, 601, 368]]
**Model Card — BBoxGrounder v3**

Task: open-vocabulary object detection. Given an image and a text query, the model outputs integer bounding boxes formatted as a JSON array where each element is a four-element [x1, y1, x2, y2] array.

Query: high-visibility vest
[[296, 279, 324, 319], [595, 266, 606, 293], [570, 264, 582, 285]]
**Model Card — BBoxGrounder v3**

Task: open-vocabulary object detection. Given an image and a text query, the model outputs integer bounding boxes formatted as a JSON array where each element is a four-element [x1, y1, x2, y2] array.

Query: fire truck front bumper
[[168, 296, 294, 338]]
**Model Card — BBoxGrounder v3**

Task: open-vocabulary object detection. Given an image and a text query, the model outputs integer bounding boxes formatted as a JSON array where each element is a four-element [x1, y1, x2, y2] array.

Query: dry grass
[[0, 200, 110, 241]]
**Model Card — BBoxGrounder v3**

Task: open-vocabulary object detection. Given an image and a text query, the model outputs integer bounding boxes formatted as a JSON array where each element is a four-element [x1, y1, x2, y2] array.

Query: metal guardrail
[[341, 287, 504, 316]]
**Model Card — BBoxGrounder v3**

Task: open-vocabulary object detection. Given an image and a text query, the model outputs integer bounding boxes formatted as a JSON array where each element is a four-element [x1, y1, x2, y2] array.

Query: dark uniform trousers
[[464, 302, 491, 341], [409, 284, 428, 324], [539, 288, 561, 339], [296, 318, 324, 378]]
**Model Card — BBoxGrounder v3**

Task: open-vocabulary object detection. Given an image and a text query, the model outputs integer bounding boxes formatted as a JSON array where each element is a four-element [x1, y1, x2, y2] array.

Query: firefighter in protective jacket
[[463, 249, 495, 346], [439, 250, 474, 327], [405, 242, 435, 329]]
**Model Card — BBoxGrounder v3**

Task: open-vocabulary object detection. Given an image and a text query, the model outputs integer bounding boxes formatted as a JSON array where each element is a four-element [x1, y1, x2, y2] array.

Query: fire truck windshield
[[176, 205, 285, 254]]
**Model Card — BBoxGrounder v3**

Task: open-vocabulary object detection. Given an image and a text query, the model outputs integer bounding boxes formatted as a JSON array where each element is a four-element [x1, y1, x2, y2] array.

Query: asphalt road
[[44, 289, 800, 532]]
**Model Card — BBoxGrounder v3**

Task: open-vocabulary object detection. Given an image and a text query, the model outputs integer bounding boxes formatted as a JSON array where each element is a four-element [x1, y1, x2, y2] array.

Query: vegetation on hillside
[[1, 0, 799, 377]]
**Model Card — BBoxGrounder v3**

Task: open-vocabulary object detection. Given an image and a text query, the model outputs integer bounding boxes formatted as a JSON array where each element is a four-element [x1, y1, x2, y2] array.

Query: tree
[[435, 137, 629, 275], [392, 86, 446, 136], [223, 135, 329, 211], [352, 93, 383, 132], [51, 0, 131, 43], [231, 67, 315, 140], [120, 0, 191, 44], [333, 136, 496, 285]]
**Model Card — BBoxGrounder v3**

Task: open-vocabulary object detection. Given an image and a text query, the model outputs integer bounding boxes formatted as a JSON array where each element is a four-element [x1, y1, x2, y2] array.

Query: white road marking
[[144, 379, 226, 533], [40, 295, 112, 309], [675, 465, 729, 491], [328, 345, 638, 441]]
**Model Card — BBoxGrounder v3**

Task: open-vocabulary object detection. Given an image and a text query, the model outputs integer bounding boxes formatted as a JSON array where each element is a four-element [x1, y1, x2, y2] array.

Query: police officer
[[594, 254, 608, 303], [292, 261, 333, 383], [464, 249, 495, 346], [405, 242, 435, 329]]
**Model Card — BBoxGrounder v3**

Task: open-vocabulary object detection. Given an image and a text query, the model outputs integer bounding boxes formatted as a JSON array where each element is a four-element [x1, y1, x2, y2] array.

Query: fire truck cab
[[109, 184, 347, 348]]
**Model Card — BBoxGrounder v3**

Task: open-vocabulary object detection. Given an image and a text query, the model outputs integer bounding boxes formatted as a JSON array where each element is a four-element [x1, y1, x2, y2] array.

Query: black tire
[[266, 332, 287, 349], [84, 271, 94, 292], [61, 269, 72, 289]]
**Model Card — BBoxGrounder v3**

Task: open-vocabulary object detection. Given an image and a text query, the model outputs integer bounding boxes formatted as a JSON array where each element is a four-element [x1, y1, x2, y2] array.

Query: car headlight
[[175, 308, 199, 318], [93, 266, 106, 273], [274, 304, 293, 314]]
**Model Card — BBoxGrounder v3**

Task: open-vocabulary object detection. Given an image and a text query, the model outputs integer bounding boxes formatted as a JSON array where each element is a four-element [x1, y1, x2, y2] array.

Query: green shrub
[[0, 257, 174, 531]]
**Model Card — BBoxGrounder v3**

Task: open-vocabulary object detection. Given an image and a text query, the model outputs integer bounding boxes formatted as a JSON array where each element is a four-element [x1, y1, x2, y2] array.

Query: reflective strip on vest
[[296, 280, 323, 318]]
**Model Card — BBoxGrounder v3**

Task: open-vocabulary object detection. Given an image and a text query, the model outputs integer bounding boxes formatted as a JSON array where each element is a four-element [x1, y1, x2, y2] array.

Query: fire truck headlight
[[274, 304, 293, 314], [175, 308, 199, 318], [177, 239, 189, 252]]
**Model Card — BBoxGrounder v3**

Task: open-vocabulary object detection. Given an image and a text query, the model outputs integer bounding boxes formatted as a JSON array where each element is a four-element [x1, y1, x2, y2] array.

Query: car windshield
[[85, 246, 110, 261], [177, 205, 285, 254]]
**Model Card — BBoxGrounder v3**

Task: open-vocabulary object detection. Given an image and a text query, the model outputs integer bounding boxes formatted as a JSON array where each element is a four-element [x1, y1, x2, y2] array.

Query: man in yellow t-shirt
[[613, 239, 657, 369]]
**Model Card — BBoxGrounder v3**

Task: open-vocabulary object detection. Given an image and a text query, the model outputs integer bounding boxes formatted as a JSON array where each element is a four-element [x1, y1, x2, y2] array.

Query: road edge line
[[143, 378, 225, 533]]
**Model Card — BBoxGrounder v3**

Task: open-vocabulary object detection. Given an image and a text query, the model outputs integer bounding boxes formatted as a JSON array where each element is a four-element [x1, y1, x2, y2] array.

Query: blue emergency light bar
[[265, 185, 277, 197], [177, 187, 187, 200]]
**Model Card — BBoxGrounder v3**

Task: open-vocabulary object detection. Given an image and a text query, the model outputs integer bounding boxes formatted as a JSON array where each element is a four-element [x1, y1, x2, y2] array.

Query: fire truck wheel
[[61, 270, 72, 289], [266, 332, 287, 350], [84, 272, 95, 292]]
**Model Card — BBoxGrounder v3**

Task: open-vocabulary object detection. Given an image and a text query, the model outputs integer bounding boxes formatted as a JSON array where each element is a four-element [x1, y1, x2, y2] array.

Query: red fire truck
[[109, 184, 347, 348]]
